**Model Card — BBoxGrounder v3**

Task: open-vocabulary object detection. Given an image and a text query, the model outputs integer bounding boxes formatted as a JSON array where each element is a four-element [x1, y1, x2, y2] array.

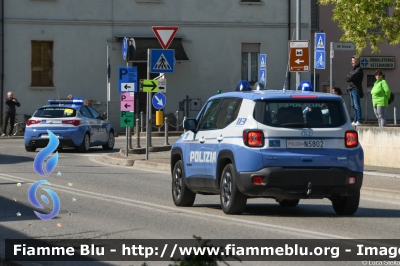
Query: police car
[[24, 99, 115, 152], [170, 81, 364, 215]]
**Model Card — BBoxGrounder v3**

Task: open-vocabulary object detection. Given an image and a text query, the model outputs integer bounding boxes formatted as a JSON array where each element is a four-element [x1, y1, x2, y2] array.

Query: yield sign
[[152, 26, 179, 49]]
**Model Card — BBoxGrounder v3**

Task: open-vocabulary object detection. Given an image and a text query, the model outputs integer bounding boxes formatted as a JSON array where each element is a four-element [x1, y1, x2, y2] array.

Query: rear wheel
[[332, 190, 360, 215], [220, 164, 247, 214], [172, 160, 196, 206], [25, 145, 36, 152], [279, 199, 300, 207], [77, 133, 90, 153], [12, 124, 23, 136], [102, 131, 115, 150]]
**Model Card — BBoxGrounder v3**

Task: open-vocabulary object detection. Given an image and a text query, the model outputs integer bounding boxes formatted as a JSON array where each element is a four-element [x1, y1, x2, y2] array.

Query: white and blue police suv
[[170, 85, 363, 215]]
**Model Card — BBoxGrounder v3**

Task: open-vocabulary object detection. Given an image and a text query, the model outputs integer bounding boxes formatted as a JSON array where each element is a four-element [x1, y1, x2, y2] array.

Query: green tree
[[318, 0, 400, 55]]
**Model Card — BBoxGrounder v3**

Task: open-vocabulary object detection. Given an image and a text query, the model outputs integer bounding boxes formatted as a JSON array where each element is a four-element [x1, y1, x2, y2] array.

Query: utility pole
[[296, 0, 301, 90]]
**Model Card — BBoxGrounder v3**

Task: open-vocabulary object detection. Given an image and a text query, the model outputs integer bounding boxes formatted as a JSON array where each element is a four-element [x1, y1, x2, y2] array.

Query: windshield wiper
[[280, 122, 308, 127]]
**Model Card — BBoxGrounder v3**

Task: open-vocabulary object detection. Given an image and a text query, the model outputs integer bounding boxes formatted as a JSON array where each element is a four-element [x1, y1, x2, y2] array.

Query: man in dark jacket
[[2, 91, 21, 136], [346, 55, 364, 126]]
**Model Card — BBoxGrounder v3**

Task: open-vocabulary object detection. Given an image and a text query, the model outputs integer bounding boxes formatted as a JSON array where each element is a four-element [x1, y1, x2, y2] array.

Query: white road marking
[[0, 172, 350, 240]]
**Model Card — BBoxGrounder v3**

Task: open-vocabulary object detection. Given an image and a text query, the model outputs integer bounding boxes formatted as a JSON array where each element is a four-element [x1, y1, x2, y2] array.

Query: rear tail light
[[348, 177, 356, 185], [243, 130, 264, 147], [345, 130, 358, 148], [252, 176, 264, 185], [26, 120, 41, 126], [62, 120, 80, 126]]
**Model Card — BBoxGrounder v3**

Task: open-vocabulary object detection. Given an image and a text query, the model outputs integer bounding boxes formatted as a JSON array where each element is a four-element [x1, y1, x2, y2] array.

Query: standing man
[[2, 91, 21, 136], [345, 55, 364, 126]]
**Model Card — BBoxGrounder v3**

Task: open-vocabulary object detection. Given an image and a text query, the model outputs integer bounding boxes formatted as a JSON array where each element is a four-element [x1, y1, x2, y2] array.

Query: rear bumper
[[236, 167, 363, 199], [26, 138, 76, 148]]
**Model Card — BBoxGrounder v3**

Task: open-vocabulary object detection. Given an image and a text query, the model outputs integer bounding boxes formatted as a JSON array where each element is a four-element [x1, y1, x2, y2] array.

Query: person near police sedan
[[345, 55, 364, 126], [371, 69, 391, 127], [1, 91, 21, 136]]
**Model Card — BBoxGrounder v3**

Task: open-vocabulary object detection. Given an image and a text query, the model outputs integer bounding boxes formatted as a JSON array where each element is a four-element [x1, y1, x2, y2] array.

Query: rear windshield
[[253, 100, 347, 128], [33, 107, 77, 118]]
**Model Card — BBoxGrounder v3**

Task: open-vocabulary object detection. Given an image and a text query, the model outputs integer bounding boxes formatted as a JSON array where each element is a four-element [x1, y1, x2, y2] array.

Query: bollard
[[395, 107, 397, 125], [140, 111, 144, 133], [128, 127, 133, 149], [183, 116, 186, 131], [175, 111, 179, 131], [136, 118, 141, 148], [164, 117, 169, 145]]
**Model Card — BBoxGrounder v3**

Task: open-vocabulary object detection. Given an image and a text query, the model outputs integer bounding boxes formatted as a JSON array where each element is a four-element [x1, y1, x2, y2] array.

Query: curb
[[120, 145, 171, 154], [101, 155, 134, 166], [360, 187, 400, 200]]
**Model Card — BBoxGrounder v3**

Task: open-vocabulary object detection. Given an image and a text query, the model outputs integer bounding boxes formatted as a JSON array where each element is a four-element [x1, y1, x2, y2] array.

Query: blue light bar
[[48, 99, 84, 105]]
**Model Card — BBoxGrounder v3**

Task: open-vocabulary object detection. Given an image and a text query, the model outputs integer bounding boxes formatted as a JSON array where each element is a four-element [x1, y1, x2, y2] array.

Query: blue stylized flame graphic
[[30, 130, 61, 220], [28, 180, 61, 221], [33, 130, 59, 177]]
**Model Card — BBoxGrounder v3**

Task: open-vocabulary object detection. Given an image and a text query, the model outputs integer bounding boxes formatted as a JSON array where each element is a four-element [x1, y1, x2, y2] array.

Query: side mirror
[[184, 118, 197, 132]]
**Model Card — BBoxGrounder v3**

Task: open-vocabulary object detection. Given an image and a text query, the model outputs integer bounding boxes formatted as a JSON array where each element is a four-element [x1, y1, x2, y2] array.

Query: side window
[[197, 99, 221, 131], [80, 106, 93, 118], [215, 98, 243, 129], [87, 106, 100, 119]]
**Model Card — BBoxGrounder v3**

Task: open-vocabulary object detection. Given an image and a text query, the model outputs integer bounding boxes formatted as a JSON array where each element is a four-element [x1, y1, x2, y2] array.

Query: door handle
[[217, 136, 224, 142], [199, 137, 205, 143]]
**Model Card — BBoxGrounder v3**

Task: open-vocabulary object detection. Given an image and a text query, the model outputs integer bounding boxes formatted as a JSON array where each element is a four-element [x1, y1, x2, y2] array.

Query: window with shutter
[[31, 41, 54, 86]]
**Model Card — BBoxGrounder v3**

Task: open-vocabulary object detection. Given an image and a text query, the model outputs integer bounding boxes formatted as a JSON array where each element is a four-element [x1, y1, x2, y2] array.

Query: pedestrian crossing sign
[[315, 33, 326, 51], [150, 49, 175, 73]]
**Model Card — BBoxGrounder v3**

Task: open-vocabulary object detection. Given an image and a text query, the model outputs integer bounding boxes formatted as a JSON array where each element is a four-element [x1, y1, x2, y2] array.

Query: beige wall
[[358, 127, 400, 168]]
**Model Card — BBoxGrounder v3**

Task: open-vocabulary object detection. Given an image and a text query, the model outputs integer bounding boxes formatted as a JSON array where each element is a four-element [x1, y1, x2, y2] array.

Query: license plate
[[287, 140, 325, 148], [41, 134, 60, 138]]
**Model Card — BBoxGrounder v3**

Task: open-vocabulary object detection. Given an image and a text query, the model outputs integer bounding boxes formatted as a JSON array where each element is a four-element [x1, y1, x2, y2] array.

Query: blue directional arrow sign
[[152, 92, 166, 110], [151, 49, 174, 73], [315, 33, 326, 51], [122, 37, 127, 60], [315, 51, 326, 69]]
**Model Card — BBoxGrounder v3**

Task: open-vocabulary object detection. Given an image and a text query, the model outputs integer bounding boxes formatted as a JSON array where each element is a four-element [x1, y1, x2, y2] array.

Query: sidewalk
[[101, 149, 400, 201]]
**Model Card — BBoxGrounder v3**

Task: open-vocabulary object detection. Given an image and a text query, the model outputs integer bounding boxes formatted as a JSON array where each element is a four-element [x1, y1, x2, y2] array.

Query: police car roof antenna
[[54, 82, 60, 101]]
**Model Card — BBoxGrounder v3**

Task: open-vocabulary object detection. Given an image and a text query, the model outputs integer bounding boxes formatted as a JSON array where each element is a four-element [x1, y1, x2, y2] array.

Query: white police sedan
[[24, 99, 115, 152]]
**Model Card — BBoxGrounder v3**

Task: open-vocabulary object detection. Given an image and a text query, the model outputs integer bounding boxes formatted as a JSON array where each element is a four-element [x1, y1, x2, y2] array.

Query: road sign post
[[288, 41, 310, 73]]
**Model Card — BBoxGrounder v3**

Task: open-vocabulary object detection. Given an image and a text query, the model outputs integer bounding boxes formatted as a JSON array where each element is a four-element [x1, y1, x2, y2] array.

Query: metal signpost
[[259, 54, 266, 83], [330, 42, 355, 93], [144, 26, 178, 160]]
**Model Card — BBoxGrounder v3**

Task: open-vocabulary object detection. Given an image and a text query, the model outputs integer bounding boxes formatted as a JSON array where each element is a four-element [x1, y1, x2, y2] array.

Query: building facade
[[1, 0, 312, 131]]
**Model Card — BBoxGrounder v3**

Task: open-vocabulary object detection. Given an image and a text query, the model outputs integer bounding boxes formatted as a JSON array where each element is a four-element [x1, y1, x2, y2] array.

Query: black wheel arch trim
[[215, 149, 245, 192]]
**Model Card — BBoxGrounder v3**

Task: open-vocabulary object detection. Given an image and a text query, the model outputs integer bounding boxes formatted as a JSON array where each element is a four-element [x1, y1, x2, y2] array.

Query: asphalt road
[[1, 137, 400, 266]]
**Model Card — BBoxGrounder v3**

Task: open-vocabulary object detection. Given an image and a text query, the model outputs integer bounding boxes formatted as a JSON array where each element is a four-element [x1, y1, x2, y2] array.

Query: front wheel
[[172, 160, 196, 206], [220, 164, 247, 215], [332, 190, 360, 215], [102, 131, 115, 150], [25, 145, 36, 152], [12, 124, 22, 136]]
